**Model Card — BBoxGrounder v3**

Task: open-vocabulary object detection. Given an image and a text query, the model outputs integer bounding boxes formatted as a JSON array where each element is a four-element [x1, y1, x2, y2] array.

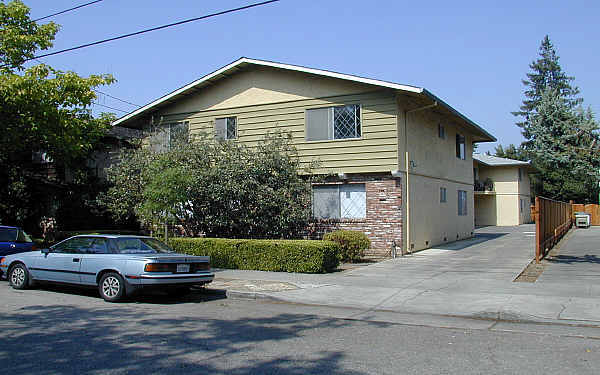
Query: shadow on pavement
[[20, 282, 228, 305], [1, 304, 376, 374], [433, 232, 509, 251], [547, 254, 600, 265]]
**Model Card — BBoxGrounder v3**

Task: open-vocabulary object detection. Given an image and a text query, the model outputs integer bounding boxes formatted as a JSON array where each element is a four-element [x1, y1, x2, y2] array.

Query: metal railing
[[533, 196, 573, 263]]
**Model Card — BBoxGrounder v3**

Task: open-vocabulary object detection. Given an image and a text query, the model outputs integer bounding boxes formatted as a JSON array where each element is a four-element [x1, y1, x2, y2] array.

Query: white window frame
[[312, 183, 366, 219], [458, 190, 467, 216], [305, 104, 362, 141], [215, 116, 237, 140], [456, 133, 466, 160]]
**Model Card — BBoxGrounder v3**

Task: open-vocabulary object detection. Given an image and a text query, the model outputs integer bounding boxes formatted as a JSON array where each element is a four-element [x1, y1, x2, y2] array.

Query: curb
[[222, 289, 600, 328]]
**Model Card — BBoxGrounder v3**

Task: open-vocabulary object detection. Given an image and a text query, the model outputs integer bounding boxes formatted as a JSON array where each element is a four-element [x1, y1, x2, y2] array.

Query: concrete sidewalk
[[207, 225, 600, 326]]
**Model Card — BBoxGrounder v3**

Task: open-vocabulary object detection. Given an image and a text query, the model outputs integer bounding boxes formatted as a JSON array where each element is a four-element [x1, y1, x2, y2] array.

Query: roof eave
[[421, 89, 496, 143]]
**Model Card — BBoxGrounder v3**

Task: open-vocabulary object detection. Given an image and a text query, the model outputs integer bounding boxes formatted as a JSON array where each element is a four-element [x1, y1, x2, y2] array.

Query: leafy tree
[[0, 1, 115, 227], [101, 132, 319, 239]]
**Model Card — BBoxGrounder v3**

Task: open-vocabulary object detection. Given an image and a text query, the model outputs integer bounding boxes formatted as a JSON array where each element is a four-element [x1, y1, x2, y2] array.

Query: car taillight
[[144, 263, 170, 272], [195, 263, 211, 271]]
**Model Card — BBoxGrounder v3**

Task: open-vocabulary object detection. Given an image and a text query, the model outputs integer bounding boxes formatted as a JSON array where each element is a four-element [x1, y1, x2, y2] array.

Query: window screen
[[456, 134, 465, 159], [340, 184, 366, 218], [170, 122, 189, 148], [458, 190, 467, 216], [312, 184, 366, 219], [215, 117, 237, 140], [306, 105, 360, 141], [149, 122, 189, 152], [312, 185, 340, 219]]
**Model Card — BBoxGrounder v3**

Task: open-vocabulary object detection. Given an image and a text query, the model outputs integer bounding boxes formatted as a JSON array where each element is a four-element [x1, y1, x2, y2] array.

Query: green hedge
[[168, 238, 340, 273], [323, 230, 371, 263]]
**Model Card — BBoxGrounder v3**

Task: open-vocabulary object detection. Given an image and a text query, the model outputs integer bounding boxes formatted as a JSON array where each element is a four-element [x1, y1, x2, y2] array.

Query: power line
[[94, 90, 141, 107], [33, 1, 104, 22], [30, 0, 280, 61], [92, 102, 129, 113]]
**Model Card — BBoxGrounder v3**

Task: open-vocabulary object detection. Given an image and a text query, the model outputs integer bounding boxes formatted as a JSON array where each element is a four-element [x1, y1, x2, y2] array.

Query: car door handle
[[72, 258, 80, 262]]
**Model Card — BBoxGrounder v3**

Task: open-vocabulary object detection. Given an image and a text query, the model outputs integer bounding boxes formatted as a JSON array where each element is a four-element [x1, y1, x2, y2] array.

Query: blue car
[[0, 226, 36, 257], [0, 235, 214, 302]]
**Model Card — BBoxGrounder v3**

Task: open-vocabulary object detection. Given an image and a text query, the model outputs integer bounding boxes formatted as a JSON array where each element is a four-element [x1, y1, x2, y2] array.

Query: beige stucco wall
[[397, 101, 477, 251], [408, 175, 475, 251], [474, 164, 532, 226]]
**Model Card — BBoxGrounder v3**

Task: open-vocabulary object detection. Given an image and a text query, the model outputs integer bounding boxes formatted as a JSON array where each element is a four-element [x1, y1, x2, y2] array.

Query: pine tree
[[513, 35, 582, 141]]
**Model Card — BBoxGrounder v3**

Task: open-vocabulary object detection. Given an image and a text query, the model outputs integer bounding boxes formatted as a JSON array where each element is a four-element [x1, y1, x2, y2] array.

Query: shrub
[[323, 230, 370, 263], [168, 238, 340, 273]]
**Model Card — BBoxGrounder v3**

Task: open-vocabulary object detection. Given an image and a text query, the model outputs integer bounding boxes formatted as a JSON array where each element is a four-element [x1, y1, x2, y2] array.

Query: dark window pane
[[0, 228, 17, 242]]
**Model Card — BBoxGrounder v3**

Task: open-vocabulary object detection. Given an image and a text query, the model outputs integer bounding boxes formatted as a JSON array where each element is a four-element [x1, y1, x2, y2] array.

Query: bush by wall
[[323, 230, 371, 263], [168, 238, 340, 273]]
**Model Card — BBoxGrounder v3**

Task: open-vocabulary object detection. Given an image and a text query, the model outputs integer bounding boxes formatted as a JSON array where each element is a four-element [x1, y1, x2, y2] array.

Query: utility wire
[[92, 102, 129, 113], [93, 90, 141, 107], [32, 58, 140, 109], [30, 0, 280, 61], [33, 0, 104, 22]]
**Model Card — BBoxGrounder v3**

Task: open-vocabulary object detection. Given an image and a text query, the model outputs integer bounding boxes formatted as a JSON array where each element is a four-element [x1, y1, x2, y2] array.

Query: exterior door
[[33, 237, 94, 283]]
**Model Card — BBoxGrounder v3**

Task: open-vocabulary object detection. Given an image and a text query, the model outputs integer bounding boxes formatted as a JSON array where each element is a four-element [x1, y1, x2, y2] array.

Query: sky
[[24, 0, 600, 154]]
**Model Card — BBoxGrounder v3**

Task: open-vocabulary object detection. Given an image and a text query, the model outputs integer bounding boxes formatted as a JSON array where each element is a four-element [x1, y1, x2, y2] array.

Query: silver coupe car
[[0, 235, 214, 302]]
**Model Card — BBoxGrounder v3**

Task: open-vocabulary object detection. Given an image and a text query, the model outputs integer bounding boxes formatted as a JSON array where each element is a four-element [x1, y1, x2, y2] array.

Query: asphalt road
[[1, 282, 600, 375]]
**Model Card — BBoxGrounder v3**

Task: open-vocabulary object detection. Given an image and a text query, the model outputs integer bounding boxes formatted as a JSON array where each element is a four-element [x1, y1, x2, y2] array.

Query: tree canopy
[[506, 35, 600, 203], [101, 132, 319, 239], [0, 0, 116, 227]]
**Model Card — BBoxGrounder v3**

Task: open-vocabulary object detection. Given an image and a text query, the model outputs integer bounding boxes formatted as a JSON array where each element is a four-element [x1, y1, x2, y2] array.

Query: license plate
[[176, 264, 190, 273]]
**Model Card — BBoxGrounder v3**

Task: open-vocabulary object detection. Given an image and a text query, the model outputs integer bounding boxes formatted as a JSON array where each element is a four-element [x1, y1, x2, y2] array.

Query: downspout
[[404, 100, 438, 254]]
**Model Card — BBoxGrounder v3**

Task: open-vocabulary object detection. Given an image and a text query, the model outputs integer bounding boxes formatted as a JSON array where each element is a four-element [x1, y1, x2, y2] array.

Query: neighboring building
[[113, 58, 496, 255], [473, 153, 532, 226]]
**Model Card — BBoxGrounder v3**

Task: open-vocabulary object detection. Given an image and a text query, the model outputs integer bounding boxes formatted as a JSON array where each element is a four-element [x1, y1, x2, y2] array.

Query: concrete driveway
[[211, 225, 600, 325]]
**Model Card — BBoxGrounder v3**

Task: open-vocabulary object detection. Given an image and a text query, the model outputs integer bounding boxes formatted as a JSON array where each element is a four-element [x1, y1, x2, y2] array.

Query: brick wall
[[306, 174, 403, 257]]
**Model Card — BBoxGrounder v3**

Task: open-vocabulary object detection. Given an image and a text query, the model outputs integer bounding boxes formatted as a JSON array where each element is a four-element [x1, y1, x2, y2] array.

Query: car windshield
[[0, 228, 18, 242], [114, 237, 174, 254]]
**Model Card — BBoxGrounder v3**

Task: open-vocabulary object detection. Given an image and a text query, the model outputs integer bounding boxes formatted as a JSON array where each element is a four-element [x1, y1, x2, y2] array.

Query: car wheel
[[9, 263, 30, 290], [99, 273, 125, 302]]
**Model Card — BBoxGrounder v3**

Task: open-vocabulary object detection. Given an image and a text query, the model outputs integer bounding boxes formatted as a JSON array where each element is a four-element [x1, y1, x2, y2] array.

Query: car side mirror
[[41, 248, 50, 254]]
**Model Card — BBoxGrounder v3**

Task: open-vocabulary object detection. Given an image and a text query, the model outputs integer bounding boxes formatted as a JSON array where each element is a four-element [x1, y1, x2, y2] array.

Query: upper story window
[[438, 123, 446, 139], [150, 121, 189, 152], [215, 117, 237, 140], [456, 134, 466, 160], [440, 187, 447, 203], [306, 104, 361, 141]]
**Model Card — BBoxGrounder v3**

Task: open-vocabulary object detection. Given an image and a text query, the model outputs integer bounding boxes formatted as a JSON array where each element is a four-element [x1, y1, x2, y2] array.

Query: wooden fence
[[572, 204, 600, 226], [533, 197, 573, 263]]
